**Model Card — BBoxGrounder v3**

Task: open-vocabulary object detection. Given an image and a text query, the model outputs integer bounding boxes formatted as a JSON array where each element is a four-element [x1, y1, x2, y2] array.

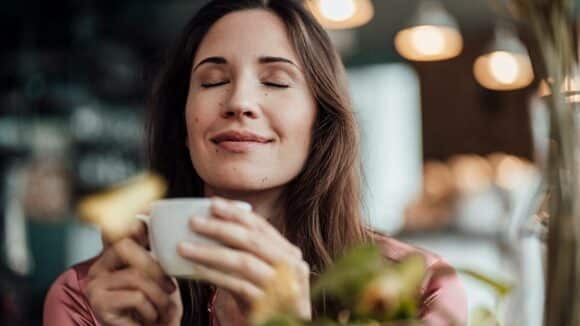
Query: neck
[[203, 185, 285, 231]]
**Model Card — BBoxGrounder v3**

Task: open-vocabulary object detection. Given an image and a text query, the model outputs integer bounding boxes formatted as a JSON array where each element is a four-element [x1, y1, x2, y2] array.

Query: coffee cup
[[136, 198, 251, 279]]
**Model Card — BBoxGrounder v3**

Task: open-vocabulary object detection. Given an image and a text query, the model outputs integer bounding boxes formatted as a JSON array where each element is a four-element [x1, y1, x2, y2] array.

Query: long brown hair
[[147, 0, 370, 323]]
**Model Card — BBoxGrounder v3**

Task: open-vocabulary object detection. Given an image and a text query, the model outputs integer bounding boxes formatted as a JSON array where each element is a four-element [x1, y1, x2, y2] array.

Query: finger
[[104, 269, 174, 317], [128, 220, 149, 248], [211, 197, 275, 235], [89, 247, 125, 277], [162, 278, 183, 324], [211, 197, 302, 259], [112, 238, 175, 293], [193, 264, 264, 304], [102, 316, 140, 326], [177, 243, 276, 287], [90, 238, 175, 293], [89, 238, 142, 276], [106, 290, 159, 325], [189, 216, 296, 267], [101, 217, 149, 249]]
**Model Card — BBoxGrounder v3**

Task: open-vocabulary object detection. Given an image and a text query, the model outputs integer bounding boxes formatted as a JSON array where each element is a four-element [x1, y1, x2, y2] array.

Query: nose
[[221, 80, 260, 120]]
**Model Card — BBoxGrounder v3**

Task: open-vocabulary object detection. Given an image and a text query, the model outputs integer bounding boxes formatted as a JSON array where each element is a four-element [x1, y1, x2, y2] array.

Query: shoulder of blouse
[[372, 233, 468, 326], [43, 257, 100, 326]]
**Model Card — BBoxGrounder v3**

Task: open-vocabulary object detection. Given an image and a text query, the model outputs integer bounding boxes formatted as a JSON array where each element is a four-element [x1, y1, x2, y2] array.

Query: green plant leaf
[[394, 254, 426, 298], [470, 306, 500, 326], [312, 245, 386, 302], [458, 269, 513, 298]]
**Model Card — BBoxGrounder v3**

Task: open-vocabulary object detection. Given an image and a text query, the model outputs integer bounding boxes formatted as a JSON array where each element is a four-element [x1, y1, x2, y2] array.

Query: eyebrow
[[192, 56, 227, 72], [258, 56, 298, 68], [192, 56, 299, 72]]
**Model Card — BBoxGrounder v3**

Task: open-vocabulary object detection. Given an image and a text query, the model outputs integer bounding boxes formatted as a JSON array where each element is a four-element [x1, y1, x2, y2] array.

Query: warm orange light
[[474, 51, 534, 91], [394, 1, 463, 62], [318, 0, 356, 21], [395, 25, 462, 61], [474, 24, 534, 91], [306, 0, 374, 29]]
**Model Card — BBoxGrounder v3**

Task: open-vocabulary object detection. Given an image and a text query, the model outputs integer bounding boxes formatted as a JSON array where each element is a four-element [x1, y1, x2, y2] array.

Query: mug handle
[[135, 213, 157, 259]]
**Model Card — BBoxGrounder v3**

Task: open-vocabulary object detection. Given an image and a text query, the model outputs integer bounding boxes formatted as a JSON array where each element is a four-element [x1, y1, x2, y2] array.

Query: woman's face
[[185, 9, 317, 193]]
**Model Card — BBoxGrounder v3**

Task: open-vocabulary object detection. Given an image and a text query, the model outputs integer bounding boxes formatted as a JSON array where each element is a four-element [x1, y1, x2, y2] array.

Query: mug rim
[[150, 198, 211, 208]]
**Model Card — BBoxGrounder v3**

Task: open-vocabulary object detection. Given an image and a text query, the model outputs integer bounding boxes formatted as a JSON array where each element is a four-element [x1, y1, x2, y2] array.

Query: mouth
[[210, 130, 274, 153]]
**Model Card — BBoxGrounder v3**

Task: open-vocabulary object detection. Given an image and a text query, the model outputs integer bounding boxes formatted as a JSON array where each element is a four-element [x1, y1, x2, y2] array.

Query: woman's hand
[[85, 222, 183, 326], [177, 197, 311, 320]]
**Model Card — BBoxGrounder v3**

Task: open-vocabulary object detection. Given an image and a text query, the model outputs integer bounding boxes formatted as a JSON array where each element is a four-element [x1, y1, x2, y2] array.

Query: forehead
[[193, 9, 300, 65]]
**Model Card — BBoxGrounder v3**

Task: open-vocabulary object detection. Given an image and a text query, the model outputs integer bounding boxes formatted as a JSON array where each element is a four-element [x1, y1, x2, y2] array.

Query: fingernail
[[178, 241, 196, 254], [190, 216, 206, 226], [212, 198, 228, 210], [233, 201, 252, 212]]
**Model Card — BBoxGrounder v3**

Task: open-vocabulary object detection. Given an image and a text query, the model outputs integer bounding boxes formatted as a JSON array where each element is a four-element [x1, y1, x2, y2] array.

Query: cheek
[[185, 96, 215, 140], [272, 99, 316, 152], [185, 111, 200, 144]]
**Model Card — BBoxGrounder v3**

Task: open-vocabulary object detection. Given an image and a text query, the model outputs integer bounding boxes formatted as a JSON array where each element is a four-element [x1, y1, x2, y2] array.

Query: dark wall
[[413, 29, 539, 161]]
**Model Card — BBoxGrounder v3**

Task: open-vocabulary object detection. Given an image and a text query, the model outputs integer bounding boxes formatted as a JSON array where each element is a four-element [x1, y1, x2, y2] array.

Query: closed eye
[[263, 82, 289, 89], [201, 81, 230, 88]]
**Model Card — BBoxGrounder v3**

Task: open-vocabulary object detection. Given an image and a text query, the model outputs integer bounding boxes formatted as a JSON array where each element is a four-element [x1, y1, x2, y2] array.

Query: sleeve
[[419, 259, 468, 326], [43, 267, 99, 326]]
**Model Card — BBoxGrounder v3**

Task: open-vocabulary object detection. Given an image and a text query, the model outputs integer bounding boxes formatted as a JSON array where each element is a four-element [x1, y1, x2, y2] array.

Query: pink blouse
[[44, 236, 467, 325]]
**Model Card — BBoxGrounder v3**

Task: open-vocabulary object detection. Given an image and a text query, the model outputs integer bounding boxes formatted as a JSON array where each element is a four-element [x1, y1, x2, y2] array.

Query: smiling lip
[[210, 130, 273, 153]]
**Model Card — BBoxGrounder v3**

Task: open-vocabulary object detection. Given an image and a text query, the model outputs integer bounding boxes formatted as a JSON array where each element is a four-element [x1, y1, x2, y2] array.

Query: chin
[[199, 168, 285, 193], [204, 176, 280, 193]]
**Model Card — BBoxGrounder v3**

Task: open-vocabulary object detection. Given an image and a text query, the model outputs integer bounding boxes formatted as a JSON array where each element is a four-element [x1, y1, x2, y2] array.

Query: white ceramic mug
[[136, 198, 251, 279]]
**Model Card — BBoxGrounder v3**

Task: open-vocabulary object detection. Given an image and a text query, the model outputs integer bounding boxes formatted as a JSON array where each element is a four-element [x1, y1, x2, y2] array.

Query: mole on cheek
[[194, 117, 199, 123]]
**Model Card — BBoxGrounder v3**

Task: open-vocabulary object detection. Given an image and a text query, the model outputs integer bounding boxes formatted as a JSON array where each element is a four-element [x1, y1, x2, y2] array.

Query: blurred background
[[1, 0, 549, 324]]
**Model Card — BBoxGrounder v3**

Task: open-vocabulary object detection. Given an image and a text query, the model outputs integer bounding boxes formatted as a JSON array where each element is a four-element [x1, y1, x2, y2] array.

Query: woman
[[44, 0, 467, 325]]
